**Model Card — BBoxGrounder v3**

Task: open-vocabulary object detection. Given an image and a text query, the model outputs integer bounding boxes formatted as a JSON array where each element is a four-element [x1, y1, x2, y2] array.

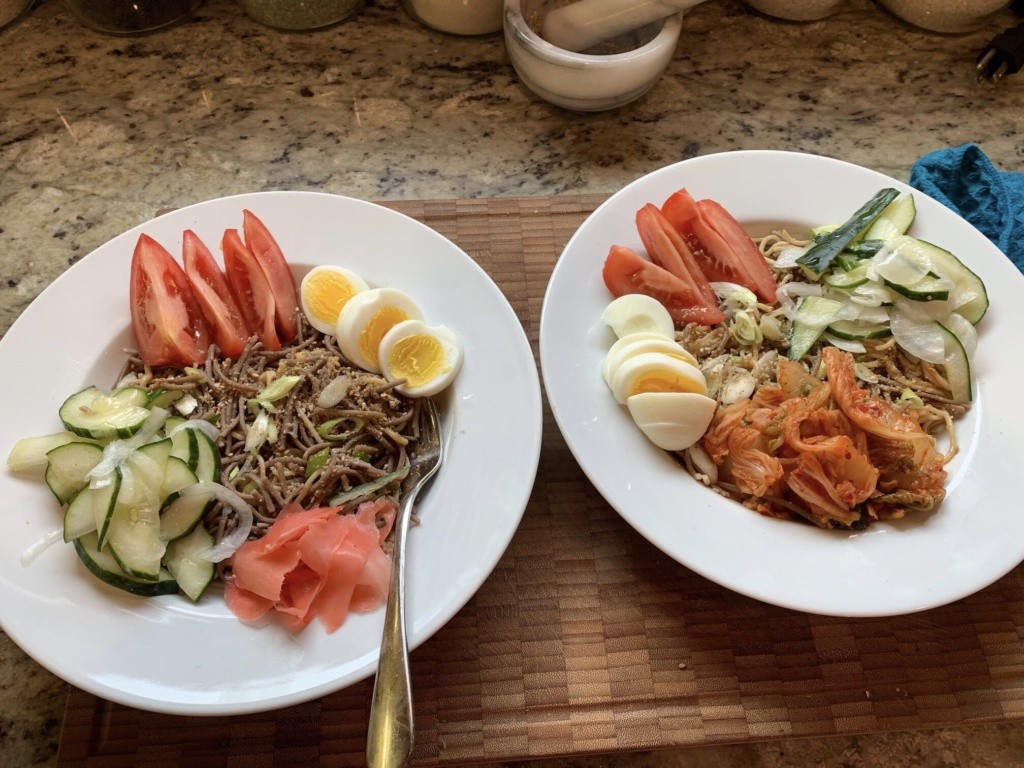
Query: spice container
[[241, 0, 362, 30], [743, 0, 847, 21], [62, 0, 201, 34], [504, 0, 683, 111], [402, 0, 504, 35], [877, 0, 1010, 33]]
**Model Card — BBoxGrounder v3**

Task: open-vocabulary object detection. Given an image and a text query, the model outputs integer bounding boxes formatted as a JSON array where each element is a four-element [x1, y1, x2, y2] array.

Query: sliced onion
[[823, 333, 866, 354], [87, 407, 168, 489], [244, 411, 272, 454], [720, 370, 756, 404], [849, 282, 894, 308], [772, 245, 810, 269], [168, 418, 220, 443], [711, 281, 757, 310], [940, 312, 978, 360], [317, 375, 352, 408], [174, 394, 198, 416], [779, 282, 823, 299], [686, 443, 718, 484], [853, 363, 878, 384], [20, 527, 63, 567], [889, 311, 946, 364], [186, 482, 254, 563], [871, 237, 933, 286]]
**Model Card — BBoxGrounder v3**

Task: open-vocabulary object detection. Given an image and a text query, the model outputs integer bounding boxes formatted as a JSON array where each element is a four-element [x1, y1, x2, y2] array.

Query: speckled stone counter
[[0, 0, 1021, 765]]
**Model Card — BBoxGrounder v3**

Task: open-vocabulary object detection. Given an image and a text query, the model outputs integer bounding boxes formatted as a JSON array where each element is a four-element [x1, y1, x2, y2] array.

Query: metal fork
[[366, 398, 443, 768]]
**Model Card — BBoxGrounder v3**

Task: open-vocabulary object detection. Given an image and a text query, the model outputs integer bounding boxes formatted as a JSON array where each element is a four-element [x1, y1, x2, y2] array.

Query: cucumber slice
[[937, 322, 972, 403], [160, 486, 214, 542], [824, 264, 870, 290], [159, 456, 199, 507], [914, 239, 989, 324], [164, 526, 215, 601], [7, 431, 90, 475], [864, 194, 916, 242], [788, 296, 846, 361], [137, 437, 173, 471], [64, 473, 120, 543], [884, 275, 951, 302], [44, 442, 104, 505], [799, 189, 900, 273], [192, 430, 222, 484], [826, 319, 893, 341], [59, 386, 150, 440], [147, 389, 183, 410], [106, 466, 166, 581], [168, 426, 193, 465], [74, 532, 178, 598]]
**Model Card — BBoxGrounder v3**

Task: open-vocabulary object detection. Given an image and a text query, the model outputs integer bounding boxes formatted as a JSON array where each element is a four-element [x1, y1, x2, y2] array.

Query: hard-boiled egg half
[[300, 265, 370, 335], [378, 320, 464, 397], [600, 294, 717, 451], [336, 288, 424, 373]]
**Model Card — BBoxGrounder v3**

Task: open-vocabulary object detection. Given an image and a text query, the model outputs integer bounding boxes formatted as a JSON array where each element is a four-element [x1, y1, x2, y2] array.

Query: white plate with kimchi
[[540, 150, 1024, 617], [0, 191, 542, 714]]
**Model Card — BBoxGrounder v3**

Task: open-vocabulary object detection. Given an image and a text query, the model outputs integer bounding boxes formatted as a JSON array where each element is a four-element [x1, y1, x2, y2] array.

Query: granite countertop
[[1, 0, 1022, 765]]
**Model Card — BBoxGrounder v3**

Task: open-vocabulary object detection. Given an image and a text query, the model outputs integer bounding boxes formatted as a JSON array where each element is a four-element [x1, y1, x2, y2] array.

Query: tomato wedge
[[662, 190, 778, 304], [603, 245, 725, 327], [635, 204, 722, 316], [182, 230, 251, 358], [129, 234, 210, 367], [242, 210, 299, 343], [222, 228, 281, 352]]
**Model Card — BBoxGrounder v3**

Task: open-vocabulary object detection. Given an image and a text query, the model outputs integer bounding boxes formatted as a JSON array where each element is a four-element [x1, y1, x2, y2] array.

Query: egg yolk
[[631, 372, 704, 396], [386, 334, 448, 387], [359, 307, 409, 368], [306, 274, 359, 326]]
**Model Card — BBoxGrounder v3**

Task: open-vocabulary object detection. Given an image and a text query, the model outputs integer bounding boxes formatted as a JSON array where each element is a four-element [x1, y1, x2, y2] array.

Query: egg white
[[378, 319, 463, 398], [609, 352, 708, 404], [335, 288, 423, 373], [626, 392, 718, 451], [300, 265, 369, 335], [601, 294, 674, 340]]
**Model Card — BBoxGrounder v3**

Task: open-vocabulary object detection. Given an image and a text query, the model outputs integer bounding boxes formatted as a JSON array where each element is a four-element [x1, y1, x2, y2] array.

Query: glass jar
[[240, 0, 363, 30], [62, 0, 202, 35], [402, 0, 503, 36]]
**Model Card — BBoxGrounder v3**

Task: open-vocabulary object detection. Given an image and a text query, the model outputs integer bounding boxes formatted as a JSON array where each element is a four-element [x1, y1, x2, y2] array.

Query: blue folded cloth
[[909, 144, 1024, 274]]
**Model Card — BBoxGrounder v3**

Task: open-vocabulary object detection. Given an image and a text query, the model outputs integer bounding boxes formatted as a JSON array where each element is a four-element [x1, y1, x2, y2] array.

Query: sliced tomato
[[661, 188, 700, 233], [691, 200, 778, 303], [182, 230, 251, 358], [129, 234, 210, 367], [662, 189, 778, 304], [635, 204, 721, 313], [222, 228, 281, 351], [242, 210, 299, 342], [603, 245, 725, 327]]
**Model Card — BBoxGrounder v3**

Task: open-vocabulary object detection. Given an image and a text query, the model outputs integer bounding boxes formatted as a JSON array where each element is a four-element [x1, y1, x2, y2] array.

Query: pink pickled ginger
[[224, 499, 396, 633]]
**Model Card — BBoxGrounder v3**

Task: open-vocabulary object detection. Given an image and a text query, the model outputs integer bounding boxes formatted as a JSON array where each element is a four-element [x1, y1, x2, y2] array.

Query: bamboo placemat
[[57, 195, 1024, 767]]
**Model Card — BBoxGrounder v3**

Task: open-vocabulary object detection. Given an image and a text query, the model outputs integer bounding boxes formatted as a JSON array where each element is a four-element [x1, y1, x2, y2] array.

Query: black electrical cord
[[976, 1, 1024, 81]]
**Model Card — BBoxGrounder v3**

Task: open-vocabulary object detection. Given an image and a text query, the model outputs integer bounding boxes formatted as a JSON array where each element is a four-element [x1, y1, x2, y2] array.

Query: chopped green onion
[[305, 448, 330, 478], [328, 467, 409, 506], [899, 388, 924, 408], [249, 375, 302, 413], [317, 417, 365, 441]]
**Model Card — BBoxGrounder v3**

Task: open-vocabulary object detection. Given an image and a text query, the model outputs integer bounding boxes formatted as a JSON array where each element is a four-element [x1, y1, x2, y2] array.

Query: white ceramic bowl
[[744, 0, 847, 21], [503, 0, 683, 112], [877, 0, 1010, 34]]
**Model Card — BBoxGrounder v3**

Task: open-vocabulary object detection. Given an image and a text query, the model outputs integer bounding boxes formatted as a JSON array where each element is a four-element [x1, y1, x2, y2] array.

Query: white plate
[[0, 191, 542, 714], [540, 150, 1024, 618]]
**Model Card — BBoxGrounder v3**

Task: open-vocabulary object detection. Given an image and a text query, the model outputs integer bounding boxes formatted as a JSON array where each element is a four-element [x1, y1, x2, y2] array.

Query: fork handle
[[366, 491, 416, 768]]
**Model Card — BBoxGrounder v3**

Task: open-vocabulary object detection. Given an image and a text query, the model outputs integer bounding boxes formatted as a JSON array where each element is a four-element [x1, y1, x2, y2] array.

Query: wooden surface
[[57, 195, 1024, 767]]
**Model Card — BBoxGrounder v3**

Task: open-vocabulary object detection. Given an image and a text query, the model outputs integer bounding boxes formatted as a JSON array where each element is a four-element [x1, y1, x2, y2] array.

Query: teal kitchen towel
[[909, 144, 1023, 273]]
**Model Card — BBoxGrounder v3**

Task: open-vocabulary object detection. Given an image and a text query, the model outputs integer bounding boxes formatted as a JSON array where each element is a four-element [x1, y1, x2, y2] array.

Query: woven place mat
[[58, 195, 1024, 767]]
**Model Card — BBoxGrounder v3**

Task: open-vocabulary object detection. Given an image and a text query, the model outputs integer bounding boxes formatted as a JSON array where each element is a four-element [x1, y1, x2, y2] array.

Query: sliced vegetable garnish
[[797, 188, 900, 273]]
